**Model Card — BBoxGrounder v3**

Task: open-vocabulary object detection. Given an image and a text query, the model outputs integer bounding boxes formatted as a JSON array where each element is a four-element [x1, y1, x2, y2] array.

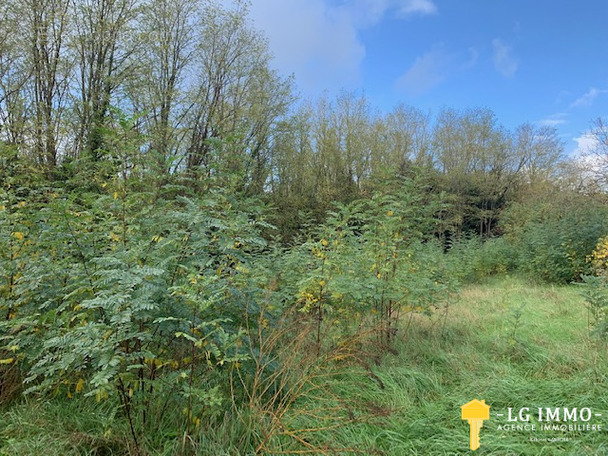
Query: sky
[[246, 0, 608, 155]]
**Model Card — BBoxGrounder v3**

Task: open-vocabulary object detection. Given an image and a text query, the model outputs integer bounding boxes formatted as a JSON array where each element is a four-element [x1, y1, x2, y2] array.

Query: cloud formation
[[345, 0, 437, 25], [395, 44, 477, 96], [538, 113, 567, 127], [395, 45, 452, 96], [492, 38, 518, 78], [570, 87, 607, 108], [246, 0, 438, 95], [247, 0, 363, 94], [574, 133, 600, 156], [398, 0, 438, 16]]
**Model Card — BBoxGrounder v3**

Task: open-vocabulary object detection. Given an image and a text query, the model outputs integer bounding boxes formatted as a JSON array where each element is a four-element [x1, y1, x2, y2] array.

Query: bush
[[278, 183, 458, 348], [501, 193, 608, 284], [447, 236, 520, 283], [581, 275, 608, 340]]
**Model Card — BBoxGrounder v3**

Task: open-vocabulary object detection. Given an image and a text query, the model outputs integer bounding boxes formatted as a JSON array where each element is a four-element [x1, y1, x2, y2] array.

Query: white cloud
[[397, 0, 438, 16], [573, 132, 600, 156], [246, 0, 437, 96], [395, 44, 477, 96], [570, 87, 607, 108], [492, 38, 518, 78], [247, 0, 363, 94], [395, 45, 452, 96], [464, 47, 479, 69], [538, 113, 568, 127], [346, 0, 437, 25]]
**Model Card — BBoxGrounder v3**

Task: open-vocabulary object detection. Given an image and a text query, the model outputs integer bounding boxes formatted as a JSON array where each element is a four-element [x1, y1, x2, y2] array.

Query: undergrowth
[[3, 277, 608, 455]]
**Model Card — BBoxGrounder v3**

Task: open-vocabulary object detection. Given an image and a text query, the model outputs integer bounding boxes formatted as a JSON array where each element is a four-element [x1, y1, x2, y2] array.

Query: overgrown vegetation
[[2, 0, 608, 454]]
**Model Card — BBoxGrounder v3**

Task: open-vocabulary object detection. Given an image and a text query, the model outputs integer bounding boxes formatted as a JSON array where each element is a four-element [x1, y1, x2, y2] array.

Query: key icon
[[461, 399, 490, 450]]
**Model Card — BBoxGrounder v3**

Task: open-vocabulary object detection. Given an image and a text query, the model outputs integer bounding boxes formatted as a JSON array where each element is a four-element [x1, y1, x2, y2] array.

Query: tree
[[27, 0, 71, 168], [0, 1, 30, 147], [127, 0, 197, 173], [0, 0, 71, 168], [381, 103, 431, 172], [184, 0, 291, 189], [432, 107, 511, 237], [71, 0, 139, 159], [587, 117, 608, 187], [512, 122, 563, 182]]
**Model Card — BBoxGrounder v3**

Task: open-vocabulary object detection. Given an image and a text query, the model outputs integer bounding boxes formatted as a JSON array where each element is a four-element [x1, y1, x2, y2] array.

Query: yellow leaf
[[386, 210, 394, 217], [113, 191, 119, 199], [0, 358, 14, 365], [75, 378, 85, 393], [13, 231, 24, 240], [321, 239, 328, 246], [0, 205, 5, 211], [17, 201, 25, 208]]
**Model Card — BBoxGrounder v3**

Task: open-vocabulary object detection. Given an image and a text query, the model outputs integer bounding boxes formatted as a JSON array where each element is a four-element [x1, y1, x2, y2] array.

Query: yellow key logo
[[461, 399, 490, 450]]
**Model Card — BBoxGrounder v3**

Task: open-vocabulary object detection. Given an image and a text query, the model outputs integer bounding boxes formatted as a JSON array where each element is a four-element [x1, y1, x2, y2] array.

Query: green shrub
[[447, 236, 520, 283], [500, 194, 608, 284], [581, 275, 608, 340]]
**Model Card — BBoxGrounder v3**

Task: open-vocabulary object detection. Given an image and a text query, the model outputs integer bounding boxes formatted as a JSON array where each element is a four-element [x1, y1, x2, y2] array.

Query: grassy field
[[2, 276, 608, 455], [318, 276, 608, 455]]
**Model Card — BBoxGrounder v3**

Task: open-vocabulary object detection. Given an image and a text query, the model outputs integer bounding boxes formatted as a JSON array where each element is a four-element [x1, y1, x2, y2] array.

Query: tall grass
[[3, 277, 608, 455], [299, 277, 608, 455]]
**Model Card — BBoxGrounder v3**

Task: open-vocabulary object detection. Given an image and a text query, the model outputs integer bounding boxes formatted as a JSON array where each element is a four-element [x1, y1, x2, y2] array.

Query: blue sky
[[247, 0, 608, 155]]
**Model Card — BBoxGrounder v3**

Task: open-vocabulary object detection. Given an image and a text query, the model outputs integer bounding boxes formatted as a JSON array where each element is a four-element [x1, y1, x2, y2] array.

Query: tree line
[[1, 0, 607, 244], [0, 0, 291, 178]]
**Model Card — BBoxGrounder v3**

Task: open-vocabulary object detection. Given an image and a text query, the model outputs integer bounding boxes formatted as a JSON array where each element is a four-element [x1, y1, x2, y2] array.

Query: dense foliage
[[2, 0, 608, 454], [0, 143, 459, 454]]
